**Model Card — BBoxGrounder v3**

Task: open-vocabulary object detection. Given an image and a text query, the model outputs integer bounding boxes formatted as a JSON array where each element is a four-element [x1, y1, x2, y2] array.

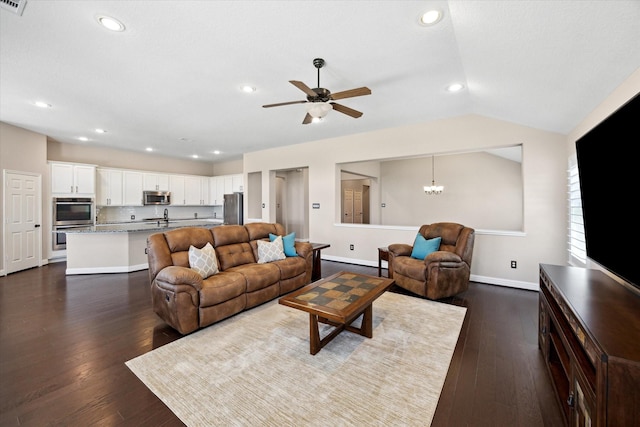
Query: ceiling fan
[[262, 58, 371, 124]]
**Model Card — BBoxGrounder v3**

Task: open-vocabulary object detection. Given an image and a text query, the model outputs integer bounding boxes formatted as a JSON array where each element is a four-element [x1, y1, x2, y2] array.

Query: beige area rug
[[126, 291, 467, 427]]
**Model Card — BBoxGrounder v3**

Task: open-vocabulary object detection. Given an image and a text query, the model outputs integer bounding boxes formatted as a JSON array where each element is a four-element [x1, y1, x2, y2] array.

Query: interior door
[[275, 176, 285, 226], [353, 190, 363, 224], [4, 171, 42, 274], [343, 189, 353, 223]]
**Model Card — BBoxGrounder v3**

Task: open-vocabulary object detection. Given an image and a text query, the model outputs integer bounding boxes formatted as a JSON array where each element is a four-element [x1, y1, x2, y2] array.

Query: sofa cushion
[[188, 242, 219, 279], [257, 236, 286, 263], [269, 232, 297, 257], [245, 222, 285, 241], [199, 271, 246, 307], [411, 234, 441, 260], [227, 263, 281, 293], [272, 256, 307, 280], [215, 242, 255, 270]]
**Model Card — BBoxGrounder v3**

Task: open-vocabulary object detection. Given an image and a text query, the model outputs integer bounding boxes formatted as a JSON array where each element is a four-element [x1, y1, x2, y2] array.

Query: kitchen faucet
[[163, 208, 169, 222]]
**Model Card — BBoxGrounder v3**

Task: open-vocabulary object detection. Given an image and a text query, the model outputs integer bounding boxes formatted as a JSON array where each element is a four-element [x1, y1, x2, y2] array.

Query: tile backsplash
[[96, 205, 223, 223]]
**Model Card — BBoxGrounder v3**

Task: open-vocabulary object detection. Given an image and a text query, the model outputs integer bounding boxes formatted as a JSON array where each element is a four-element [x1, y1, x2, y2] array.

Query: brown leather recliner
[[388, 222, 475, 300]]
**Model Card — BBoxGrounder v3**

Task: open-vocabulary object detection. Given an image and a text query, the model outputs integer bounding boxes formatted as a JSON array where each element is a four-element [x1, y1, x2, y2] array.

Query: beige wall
[[47, 139, 214, 176], [245, 114, 567, 289], [0, 122, 49, 273]]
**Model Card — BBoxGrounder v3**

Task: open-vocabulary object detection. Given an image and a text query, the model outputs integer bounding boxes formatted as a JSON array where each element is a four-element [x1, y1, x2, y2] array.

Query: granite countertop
[[63, 218, 224, 234]]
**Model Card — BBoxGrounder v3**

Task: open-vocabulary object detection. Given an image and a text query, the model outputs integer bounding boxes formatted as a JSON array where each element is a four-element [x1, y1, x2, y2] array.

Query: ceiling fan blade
[[302, 113, 313, 125], [289, 80, 317, 97], [262, 100, 307, 108], [330, 102, 363, 118], [330, 87, 371, 101]]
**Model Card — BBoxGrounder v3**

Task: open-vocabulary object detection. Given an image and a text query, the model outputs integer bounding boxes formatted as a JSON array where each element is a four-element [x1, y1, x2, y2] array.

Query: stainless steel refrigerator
[[223, 192, 243, 225]]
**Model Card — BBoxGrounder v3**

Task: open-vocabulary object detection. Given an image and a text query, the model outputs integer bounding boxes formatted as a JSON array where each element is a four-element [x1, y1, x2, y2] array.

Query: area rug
[[126, 291, 467, 427]]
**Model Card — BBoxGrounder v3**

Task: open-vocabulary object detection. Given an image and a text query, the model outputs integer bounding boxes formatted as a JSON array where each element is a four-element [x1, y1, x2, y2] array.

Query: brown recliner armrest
[[155, 265, 203, 292], [294, 241, 313, 259], [388, 243, 412, 257], [423, 250, 463, 267]]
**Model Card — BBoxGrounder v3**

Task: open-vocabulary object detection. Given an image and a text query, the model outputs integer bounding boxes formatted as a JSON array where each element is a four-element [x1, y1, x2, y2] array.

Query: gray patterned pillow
[[188, 242, 219, 278], [257, 236, 286, 264]]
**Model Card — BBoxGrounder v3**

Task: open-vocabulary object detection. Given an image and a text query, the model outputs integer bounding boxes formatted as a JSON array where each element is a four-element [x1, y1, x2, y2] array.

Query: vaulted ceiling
[[1, 1, 639, 162]]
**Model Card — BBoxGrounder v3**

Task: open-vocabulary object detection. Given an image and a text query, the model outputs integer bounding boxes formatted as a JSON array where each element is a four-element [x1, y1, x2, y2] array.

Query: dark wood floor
[[0, 261, 564, 426]]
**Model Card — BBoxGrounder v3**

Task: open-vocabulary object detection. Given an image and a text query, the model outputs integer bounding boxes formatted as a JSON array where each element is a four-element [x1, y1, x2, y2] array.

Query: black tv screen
[[575, 91, 640, 292]]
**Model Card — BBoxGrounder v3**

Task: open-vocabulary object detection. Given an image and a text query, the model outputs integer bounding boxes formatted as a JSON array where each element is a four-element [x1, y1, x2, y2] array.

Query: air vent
[[1, 0, 27, 16]]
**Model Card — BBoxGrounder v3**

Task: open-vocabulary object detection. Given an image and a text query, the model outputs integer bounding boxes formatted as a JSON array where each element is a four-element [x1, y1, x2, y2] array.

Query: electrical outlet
[[131, 215, 135, 220], [350, 244, 354, 250], [511, 260, 517, 268]]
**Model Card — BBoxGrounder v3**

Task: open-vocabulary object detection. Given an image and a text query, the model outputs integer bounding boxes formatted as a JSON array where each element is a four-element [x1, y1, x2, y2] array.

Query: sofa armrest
[[155, 265, 203, 292], [424, 250, 463, 267], [388, 243, 412, 257], [294, 241, 313, 259]]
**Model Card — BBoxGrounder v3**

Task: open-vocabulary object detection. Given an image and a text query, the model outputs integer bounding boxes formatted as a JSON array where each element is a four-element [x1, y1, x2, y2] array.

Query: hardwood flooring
[[0, 261, 564, 426]]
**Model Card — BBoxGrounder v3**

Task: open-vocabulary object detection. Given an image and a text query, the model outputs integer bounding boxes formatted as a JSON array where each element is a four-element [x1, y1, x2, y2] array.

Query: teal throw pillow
[[269, 232, 297, 257], [410, 234, 441, 260]]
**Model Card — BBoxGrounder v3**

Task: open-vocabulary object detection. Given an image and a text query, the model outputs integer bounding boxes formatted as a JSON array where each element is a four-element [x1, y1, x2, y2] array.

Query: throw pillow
[[257, 235, 286, 263], [188, 242, 219, 279], [410, 234, 442, 260], [269, 232, 297, 257]]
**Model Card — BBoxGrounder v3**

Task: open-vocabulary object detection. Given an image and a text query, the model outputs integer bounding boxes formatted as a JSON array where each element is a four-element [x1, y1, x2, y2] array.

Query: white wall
[[245, 114, 567, 289]]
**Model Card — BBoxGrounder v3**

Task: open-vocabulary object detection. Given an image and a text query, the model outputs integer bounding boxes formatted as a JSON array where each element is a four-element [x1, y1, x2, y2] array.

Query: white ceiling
[[1, 1, 639, 163]]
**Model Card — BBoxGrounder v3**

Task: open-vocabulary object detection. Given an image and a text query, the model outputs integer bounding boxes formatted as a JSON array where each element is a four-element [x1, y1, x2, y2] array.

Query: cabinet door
[[572, 373, 595, 427], [74, 165, 96, 195], [143, 173, 170, 191], [97, 169, 123, 206], [170, 175, 185, 205], [51, 163, 74, 194], [215, 177, 225, 205], [231, 174, 244, 192], [200, 177, 210, 205], [224, 175, 233, 194], [123, 171, 143, 206], [184, 176, 202, 205]]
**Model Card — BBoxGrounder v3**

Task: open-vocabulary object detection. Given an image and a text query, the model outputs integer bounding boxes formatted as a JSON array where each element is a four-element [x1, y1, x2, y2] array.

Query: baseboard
[[65, 263, 148, 275], [321, 254, 538, 292]]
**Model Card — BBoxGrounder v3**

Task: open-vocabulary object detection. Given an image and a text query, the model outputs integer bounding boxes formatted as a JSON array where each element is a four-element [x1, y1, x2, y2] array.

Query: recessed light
[[96, 15, 125, 32], [241, 85, 256, 93], [34, 101, 51, 108], [311, 117, 323, 124], [145, 147, 153, 152], [78, 137, 89, 142], [447, 83, 465, 92], [213, 150, 221, 155], [191, 154, 199, 159], [419, 9, 443, 26], [95, 128, 107, 133]]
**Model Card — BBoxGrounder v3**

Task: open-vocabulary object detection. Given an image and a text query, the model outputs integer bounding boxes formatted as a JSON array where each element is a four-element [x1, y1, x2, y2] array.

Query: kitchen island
[[63, 219, 223, 275]]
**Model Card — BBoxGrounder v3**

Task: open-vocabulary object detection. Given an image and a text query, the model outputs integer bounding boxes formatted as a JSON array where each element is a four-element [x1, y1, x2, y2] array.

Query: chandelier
[[424, 155, 444, 195]]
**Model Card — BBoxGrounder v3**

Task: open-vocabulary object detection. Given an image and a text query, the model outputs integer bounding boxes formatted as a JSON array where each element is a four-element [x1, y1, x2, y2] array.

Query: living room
[[1, 1, 640, 425]]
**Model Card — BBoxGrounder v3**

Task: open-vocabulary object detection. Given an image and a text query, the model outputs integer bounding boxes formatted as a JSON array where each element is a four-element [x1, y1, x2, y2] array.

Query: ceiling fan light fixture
[[306, 102, 332, 119]]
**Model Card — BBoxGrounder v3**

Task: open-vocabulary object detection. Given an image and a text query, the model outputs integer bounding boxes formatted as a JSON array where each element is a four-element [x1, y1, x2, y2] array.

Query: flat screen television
[[575, 91, 640, 292]]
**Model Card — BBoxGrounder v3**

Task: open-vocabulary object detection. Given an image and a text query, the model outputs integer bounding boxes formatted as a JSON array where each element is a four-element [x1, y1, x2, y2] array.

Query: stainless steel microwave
[[143, 191, 171, 205]]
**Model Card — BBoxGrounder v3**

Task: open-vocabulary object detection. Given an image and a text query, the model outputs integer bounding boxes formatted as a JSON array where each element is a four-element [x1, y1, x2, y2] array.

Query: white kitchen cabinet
[[184, 176, 210, 205], [169, 175, 186, 205], [223, 175, 233, 194], [51, 162, 96, 196], [96, 168, 123, 206], [231, 174, 244, 192], [210, 176, 225, 205], [143, 172, 170, 191], [123, 171, 144, 206]]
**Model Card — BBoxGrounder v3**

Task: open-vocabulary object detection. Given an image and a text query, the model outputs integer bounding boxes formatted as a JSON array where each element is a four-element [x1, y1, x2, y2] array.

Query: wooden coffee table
[[278, 271, 394, 355]]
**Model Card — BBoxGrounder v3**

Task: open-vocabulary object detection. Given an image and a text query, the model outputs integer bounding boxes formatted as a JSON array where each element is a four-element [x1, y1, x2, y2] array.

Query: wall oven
[[52, 197, 94, 251]]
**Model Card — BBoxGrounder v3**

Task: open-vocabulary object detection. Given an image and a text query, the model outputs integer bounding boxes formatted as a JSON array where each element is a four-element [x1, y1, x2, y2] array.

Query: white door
[[275, 176, 285, 226], [354, 190, 363, 224], [343, 189, 353, 223], [4, 171, 42, 274]]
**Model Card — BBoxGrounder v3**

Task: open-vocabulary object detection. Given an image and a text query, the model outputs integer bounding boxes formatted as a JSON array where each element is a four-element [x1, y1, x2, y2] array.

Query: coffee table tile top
[[290, 273, 386, 309]]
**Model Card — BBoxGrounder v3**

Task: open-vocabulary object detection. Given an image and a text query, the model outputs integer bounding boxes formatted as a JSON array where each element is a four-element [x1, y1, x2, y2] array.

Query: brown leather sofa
[[388, 222, 475, 300], [147, 222, 313, 334]]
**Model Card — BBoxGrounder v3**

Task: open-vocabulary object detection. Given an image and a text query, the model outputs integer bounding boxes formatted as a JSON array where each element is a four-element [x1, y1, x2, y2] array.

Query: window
[[568, 155, 586, 266]]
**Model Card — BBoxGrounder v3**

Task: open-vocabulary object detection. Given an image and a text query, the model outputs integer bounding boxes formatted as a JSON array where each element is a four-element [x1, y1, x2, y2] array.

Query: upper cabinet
[[50, 162, 96, 197], [123, 171, 143, 206], [232, 174, 244, 192], [143, 173, 170, 191], [96, 168, 123, 206], [184, 176, 210, 205], [169, 175, 186, 205]]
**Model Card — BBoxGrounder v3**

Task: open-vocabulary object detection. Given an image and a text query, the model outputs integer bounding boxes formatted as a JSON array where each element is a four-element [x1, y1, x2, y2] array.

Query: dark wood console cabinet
[[538, 264, 640, 426]]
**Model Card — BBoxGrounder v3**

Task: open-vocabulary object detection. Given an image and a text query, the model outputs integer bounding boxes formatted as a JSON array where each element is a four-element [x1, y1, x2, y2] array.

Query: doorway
[[3, 170, 42, 275]]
